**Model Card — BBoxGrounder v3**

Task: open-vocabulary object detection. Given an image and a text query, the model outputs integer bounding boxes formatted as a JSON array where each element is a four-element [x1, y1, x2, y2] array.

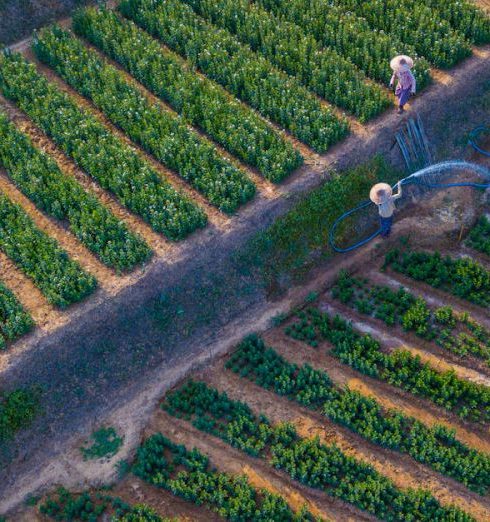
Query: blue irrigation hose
[[329, 159, 490, 253], [469, 125, 490, 157]]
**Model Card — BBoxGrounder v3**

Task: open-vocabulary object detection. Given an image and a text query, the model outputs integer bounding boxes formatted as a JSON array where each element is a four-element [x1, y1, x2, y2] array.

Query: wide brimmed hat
[[370, 183, 392, 204], [390, 55, 414, 71]]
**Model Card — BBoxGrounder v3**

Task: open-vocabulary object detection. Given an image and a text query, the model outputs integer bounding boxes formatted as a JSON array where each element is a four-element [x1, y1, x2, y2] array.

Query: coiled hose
[[329, 159, 490, 253]]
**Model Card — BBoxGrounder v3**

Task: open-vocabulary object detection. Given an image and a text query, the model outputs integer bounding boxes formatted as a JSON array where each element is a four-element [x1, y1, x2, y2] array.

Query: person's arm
[[410, 71, 416, 94], [389, 72, 396, 88], [392, 181, 403, 200]]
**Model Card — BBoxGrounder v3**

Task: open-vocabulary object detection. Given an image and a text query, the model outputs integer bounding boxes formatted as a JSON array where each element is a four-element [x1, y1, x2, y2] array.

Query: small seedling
[[81, 427, 122, 461]]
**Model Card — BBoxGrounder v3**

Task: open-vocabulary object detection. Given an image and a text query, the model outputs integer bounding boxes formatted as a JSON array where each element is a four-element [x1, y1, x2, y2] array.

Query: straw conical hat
[[370, 183, 392, 204], [390, 55, 414, 71]]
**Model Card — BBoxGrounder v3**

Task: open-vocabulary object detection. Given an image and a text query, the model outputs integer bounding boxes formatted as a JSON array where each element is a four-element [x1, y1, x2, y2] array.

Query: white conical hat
[[370, 183, 392, 204], [390, 55, 414, 71]]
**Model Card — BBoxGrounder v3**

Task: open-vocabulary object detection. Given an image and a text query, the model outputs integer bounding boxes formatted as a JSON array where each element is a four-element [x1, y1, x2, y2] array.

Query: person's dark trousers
[[380, 216, 393, 237]]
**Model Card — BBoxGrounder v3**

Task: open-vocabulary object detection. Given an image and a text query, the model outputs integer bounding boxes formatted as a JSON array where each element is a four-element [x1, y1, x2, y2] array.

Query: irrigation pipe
[[329, 160, 490, 253]]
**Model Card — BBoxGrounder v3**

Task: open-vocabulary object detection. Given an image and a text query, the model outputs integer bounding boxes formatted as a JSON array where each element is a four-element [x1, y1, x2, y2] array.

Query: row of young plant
[[0, 52, 206, 240], [332, 271, 490, 366], [384, 248, 490, 308], [39, 487, 170, 521], [403, 0, 490, 45], [118, 0, 350, 153], [0, 192, 96, 308], [34, 26, 256, 214], [0, 280, 34, 349], [0, 112, 151, 272], [286, 307, 490, 423], [177, 0, 391, 122], [466, 215, 490, 257], [0, 387, 38, 442], [162, 380, 474, 521], [328, 0, 472, 68], [226, 336, 490, 494], [255, 0, 431, 88], [133, 432, 317, 522]]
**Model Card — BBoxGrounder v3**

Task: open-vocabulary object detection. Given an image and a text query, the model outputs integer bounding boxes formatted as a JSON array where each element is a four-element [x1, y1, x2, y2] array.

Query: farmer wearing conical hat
[[370, 181, 403, 238], [389, 55, 416, 114]]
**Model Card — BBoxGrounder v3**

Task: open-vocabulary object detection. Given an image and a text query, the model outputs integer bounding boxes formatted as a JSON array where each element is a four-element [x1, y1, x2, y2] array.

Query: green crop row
[[332, 271, 490, 365], [133, 432, 317, 521], [404, 0, 490, 44], [329, 0, 472, 68], [34, 25, 256, 214], [286, 307, 490, 423], [73, 8, 302, 183], [0, 192, 96, 308], [0, 52, 206, 240], [119, 0, 349, 153], [40, 487, 170, 521], [384, 248, 490, 308], [0, 112, 151, 272], [256, 0, 431, 88], [0, 280, 33, 349], [178, 0, 391, 122], [163, 380, 473, 521], [0, 387, 38, 442], [226, 335, 490, 494], [466, 215, 490, 257]]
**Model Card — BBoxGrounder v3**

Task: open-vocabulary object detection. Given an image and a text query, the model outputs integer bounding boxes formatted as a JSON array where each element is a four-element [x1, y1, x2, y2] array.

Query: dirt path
[[200, 363, 490, 521], [1, 36, 490, 519]]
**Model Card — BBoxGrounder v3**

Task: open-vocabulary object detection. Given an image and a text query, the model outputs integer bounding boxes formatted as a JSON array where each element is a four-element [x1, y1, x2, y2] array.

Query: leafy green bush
[[328, 0, 472, 68], [73, 7, 302, 183], [404, 0, 490, 44], [0, 52, 206, 240], [227, 335, 490, 494], [162, 381, 474, 520], [34, 26, 257, 214], [385, 249, 490, 307], [0, 112, 151, 272], [256, 0, 431, 88], [0, 193, 97, 308], [118, 0, 349, 153], [0, 279, 34, 349], [177, 0, 391, 122], [133, 433, 316, 521], [81, 427, 123, 461], [286, 307, 490, 423], [466, 215, 490, 257], [0, 387, 39, 441], [332, 272, 490, 364]]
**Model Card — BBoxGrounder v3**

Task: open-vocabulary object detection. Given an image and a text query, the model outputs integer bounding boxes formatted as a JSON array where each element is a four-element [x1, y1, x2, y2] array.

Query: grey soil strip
[[200, 363, 490, 521], [149, 409, 369, 522], [263, 329, 490, 450]]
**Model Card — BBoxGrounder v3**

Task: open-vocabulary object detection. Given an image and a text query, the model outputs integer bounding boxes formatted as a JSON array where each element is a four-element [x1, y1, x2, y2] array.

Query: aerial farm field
[[1, 0, 490, 520]]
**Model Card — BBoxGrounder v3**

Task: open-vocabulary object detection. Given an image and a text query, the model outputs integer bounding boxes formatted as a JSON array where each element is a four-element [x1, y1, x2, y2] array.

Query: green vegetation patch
[[81, 427, 123, 461], [0, 387, 39, 442]]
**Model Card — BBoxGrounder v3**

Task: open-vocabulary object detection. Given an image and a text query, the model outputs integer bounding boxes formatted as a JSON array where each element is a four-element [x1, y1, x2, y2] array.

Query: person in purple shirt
[[390, 57, 416, 114]]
